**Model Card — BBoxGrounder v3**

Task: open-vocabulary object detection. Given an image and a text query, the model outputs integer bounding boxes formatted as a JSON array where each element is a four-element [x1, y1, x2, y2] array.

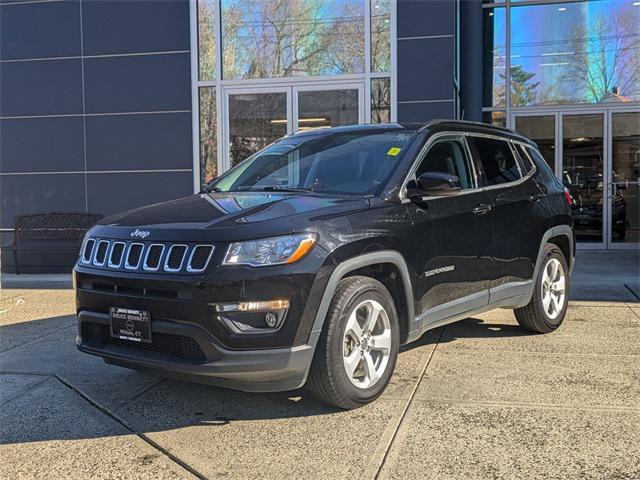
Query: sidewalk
[[1, 250, 638, 479]]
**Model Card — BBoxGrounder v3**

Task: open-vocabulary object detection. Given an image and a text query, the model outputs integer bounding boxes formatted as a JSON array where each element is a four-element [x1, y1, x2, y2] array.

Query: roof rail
[[420, 119, 520, 137]]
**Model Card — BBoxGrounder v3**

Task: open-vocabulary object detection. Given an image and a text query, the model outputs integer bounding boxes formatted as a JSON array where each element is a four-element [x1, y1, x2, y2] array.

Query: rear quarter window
[[513, 143, 535, 175]]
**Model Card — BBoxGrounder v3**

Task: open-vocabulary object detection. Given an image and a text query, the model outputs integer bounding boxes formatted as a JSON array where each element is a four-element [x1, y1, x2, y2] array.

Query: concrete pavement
[[1, 251, 638, 479]]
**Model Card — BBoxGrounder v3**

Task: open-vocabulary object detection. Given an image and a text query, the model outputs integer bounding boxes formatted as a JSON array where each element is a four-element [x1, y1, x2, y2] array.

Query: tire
[[514, 243, 569, 333], [307, 276, 400, 409]]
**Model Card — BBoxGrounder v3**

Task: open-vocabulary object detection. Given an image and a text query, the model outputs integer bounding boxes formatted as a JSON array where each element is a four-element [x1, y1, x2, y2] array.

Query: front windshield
[[210, 130, 416, 196]]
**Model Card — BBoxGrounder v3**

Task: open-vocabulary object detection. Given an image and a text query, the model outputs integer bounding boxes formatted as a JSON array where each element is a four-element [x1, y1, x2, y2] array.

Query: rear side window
[[470, 137, 521, 186]]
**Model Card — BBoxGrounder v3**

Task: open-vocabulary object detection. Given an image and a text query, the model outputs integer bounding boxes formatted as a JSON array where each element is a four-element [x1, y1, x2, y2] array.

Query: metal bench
[[11, 212, 102, 274]]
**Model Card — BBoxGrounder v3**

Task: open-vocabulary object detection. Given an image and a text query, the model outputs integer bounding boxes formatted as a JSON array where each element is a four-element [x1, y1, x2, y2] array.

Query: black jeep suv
[[75, 120, 574, 409]]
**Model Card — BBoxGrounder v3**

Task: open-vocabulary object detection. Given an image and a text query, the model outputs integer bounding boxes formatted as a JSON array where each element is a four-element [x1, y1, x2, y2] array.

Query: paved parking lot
[[1, 251, 639, 480]]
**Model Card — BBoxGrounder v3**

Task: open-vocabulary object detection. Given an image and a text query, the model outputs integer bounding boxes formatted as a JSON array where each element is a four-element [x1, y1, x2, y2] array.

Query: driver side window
[[416, 138, 474, 189]]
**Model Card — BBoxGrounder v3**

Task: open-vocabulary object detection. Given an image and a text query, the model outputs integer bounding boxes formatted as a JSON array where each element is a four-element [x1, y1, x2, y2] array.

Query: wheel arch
[[308, 251, 415, 348], [518, 225, 574, 308]]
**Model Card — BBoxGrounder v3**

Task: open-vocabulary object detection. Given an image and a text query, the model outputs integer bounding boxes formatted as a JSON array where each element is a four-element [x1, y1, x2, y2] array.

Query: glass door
[[224, 87, 291, 169], [561, 113, 606, 247], [513, 114, 558, 175], [609, 111, 640, 247], [223, 83, 364, 169], [293, 84, 363, 132]]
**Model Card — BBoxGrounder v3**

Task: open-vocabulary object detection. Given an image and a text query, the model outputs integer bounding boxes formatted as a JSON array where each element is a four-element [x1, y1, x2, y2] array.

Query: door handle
[[529, 193, 545, 202], [472, 203, 492, 215]]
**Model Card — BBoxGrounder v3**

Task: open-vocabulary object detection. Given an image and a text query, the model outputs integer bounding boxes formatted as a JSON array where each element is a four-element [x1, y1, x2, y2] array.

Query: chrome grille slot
[[164, 244, 188, 272], [143, 244, 165, 271], [81, 238, 96, 264], [94, 240, 110, 266], [80, 238, 215, 274], [125, 243, 145, 270], [108, 242, 126, 268], [187, 245, 214, 272]]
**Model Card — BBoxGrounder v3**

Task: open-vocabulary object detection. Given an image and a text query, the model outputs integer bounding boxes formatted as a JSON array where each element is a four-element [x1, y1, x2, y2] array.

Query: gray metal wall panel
[[0, 0, 81, 60], [85, 113, 193, 171], [0, 59, 83, 116], [82, 0, 189, 55], [86, 171, 193, 217], [397, 36, 454, 103], [398, 101, 455, 122], [0, 117, 85, 173], [0, 174, 86, 229], [397, 0, 454, 38], [83, 53, 191, 113]]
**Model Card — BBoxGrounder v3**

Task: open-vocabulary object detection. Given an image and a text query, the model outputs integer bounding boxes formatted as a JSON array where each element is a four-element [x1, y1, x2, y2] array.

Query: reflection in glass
[[297, 89, 359, 131], [510, 1, 640, 106], [611, 112, 640, 243], [562, 114, 604, 243], [482, 111, 506, 128], [199, 87, 217, 186], [198, 0, 216, 81], [228, 92, 287, 167], [371, 77, 390, 123], [221, 0, 364, 80], [482, 7, 506, 108], [371, 0, 390, 72], [514, 115, 555, 170]]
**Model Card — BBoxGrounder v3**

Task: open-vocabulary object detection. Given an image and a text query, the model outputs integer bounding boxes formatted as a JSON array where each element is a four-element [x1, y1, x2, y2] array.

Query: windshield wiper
[[258, 186, 315, 193]]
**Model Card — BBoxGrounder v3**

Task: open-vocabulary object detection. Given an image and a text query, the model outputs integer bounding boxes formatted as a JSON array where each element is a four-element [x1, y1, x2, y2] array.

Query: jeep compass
[[75, 120, 575, 409]]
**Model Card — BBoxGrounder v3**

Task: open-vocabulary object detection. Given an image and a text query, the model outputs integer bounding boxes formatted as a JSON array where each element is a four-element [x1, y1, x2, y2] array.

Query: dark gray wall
[[396, 0, 457, 122], [0, 0, 193, 273], [459, 0, 483, 122]]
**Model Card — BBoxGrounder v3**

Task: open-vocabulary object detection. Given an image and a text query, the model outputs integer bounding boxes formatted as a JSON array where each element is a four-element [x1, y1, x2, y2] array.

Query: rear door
[[404, 135, 494, 322], [466, 135, 532, 296]]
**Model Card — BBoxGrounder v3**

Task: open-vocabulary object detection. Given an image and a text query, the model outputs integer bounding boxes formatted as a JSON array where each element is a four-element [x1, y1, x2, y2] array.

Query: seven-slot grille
[[80, 239, 214, 274]]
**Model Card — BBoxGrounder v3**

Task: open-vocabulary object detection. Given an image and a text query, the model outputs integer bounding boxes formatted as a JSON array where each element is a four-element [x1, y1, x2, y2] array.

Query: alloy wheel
[[541, 257, 566, 320], [342, 299, 392, 389]]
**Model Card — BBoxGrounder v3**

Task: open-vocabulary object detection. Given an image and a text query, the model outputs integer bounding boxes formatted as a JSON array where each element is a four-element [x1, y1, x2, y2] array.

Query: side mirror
[[408, 172, 461, 199]]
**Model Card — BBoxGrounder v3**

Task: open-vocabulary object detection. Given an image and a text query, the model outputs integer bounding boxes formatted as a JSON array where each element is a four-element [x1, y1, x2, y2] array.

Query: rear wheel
[[515, 243, 569, 333], [307, 276, 399, 409]]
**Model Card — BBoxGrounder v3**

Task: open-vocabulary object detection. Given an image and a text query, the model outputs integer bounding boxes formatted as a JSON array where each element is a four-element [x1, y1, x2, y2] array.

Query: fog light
[[215, 300, 289, 313], [265, 312, 278, 328], [213, 300, 290, 334]]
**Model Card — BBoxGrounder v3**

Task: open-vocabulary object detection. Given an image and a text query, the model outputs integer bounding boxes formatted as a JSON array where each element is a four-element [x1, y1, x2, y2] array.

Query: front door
[[405, 136, 493, 322], [609, 110, 640, 247], [560, 112, 606, 247]]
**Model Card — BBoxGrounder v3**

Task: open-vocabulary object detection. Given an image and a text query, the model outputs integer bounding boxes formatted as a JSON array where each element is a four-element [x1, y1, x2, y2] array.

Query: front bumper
[[77, 310, 314, 392]]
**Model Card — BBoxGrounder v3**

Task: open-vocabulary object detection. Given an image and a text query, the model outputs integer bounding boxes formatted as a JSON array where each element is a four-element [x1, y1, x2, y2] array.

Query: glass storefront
[[193, 0, 393, 186], [485, 0, 640, 249]]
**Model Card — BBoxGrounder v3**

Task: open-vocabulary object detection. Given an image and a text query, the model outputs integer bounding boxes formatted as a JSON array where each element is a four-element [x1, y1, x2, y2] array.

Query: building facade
[[0, 0, 637, 272]]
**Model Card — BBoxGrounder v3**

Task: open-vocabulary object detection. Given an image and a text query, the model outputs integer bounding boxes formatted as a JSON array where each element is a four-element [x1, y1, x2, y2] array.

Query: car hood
[[91, 192, 371, 242]]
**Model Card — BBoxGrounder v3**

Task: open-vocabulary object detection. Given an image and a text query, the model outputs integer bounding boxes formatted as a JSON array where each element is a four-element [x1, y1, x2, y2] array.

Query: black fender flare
[[306, 250, 415, 350]]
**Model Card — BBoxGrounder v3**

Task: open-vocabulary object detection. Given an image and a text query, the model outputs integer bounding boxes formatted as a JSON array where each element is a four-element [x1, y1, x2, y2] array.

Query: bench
[[10, 212, 103, 274]]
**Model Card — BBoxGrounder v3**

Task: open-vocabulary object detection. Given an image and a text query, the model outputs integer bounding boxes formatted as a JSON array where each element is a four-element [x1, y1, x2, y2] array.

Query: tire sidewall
[[330, 283, 399, 404]]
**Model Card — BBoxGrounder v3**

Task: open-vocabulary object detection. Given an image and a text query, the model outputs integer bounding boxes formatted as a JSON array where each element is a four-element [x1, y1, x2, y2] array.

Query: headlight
[[223, 233, 317, 267]]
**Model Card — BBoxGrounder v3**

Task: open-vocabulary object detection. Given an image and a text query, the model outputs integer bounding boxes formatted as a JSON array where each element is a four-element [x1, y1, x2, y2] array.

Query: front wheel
[[514, 243, 569, 333], [307, 276, 399, 409]]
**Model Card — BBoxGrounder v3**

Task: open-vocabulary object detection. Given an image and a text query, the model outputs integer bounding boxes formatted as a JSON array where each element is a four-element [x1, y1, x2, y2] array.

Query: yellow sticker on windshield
[[387, 147, 402, 156]]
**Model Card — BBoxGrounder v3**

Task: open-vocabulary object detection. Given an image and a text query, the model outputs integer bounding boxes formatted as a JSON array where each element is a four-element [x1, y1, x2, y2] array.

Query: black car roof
[[286, 120, 535, 146]]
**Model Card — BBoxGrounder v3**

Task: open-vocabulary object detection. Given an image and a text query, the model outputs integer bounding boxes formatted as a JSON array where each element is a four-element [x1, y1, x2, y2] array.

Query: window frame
[[400, 131, 540, 201], [467, 134, 524, 188]]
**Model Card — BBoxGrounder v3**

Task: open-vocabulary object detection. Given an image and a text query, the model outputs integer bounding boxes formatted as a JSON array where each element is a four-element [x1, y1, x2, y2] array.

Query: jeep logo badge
[[130, 228, 150, 239]]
